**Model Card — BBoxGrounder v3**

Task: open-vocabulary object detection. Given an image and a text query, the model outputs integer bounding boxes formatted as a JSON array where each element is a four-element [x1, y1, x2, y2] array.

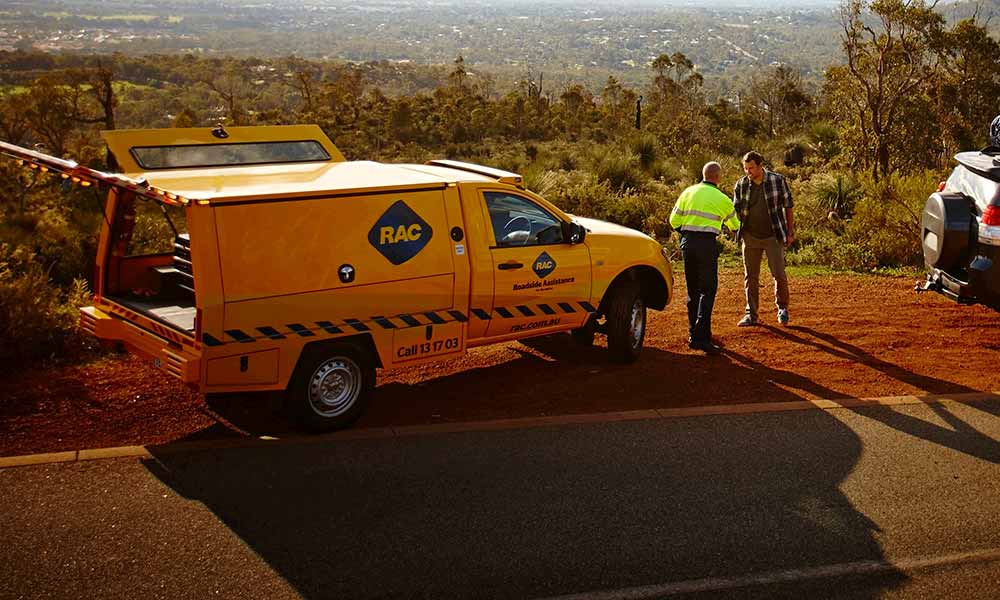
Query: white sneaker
[[777, 308, 789, 325]]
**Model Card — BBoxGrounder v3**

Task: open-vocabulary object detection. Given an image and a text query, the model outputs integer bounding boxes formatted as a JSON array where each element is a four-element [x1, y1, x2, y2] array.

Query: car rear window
[[130, 140, 331, 169]]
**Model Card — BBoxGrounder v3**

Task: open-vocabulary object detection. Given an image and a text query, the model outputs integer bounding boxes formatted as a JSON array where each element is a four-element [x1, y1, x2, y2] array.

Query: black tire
[[571, 317, 596, 347], [287, 342, 375, 432], [605, 280, 646, 363]]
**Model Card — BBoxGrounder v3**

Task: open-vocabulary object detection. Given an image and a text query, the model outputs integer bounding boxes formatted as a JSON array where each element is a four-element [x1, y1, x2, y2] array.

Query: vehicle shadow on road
[[363, 333, 843, 428], [157, 331, 862, 443], [768, 325, 1000, 463], [145, 393, 906, 599]]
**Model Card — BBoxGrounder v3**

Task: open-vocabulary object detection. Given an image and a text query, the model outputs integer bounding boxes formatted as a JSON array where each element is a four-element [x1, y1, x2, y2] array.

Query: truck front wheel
[[605, 281, 646, 363], [288, 342, 375, 432]]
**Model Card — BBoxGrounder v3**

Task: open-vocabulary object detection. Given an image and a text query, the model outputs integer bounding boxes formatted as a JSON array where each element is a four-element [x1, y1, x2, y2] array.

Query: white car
[[919, 122, 1000, 309]]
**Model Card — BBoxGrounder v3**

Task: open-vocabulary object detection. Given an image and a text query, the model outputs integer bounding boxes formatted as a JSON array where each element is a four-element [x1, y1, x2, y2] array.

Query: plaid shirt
[[733, 170, 794, 244]]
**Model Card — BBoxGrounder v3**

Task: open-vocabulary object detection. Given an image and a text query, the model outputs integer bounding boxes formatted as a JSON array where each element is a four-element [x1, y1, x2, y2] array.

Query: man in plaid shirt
[[732, 151, 795, 326]]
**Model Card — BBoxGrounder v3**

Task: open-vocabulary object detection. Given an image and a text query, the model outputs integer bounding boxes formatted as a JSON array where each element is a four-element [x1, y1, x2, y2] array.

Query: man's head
[[702, 161, 722, 184], [742, 151, 765, 182]]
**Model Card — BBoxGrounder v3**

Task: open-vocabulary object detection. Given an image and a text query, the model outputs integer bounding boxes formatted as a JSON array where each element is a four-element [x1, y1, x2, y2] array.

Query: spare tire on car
[[922, 192, 974, 273]]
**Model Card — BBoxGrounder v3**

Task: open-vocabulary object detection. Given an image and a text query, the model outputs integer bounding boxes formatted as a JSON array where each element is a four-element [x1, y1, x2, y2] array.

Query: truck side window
[[484, 192, 564, 247]]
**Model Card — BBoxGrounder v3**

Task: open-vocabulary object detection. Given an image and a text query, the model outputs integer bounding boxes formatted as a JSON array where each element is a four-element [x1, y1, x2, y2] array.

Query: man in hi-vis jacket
[[669, 162, 740, 355]]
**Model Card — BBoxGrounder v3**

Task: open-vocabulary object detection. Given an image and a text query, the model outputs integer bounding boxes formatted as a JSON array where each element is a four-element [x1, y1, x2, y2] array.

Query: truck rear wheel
[[288, 342, 375, 432], [606, 281, 645, 363]]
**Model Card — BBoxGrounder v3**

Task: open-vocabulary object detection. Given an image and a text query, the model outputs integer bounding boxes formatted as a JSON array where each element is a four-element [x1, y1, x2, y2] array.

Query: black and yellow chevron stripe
[[201, 300, 597, 347]]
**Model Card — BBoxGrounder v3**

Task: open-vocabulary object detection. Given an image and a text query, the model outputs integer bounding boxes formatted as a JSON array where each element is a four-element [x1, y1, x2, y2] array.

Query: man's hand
[[785, 232, 795, 248]]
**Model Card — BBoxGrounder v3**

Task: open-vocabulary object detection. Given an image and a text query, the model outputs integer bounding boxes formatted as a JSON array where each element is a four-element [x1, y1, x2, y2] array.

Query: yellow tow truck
[[0, 125, 673, 431]]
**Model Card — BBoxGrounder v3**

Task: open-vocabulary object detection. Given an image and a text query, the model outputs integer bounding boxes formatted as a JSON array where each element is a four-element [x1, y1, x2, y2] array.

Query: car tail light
[[937, 181, 946, 192], [983, 205, 1000, 226]]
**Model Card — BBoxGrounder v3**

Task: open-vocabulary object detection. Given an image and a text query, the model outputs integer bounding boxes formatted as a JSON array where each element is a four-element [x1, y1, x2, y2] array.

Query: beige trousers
[[741, 233, 789, 319]]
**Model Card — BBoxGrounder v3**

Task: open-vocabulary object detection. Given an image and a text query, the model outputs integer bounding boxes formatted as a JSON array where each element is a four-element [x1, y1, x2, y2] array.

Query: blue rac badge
[[368, 200, 433, 265], [533, 251, 557, 279]]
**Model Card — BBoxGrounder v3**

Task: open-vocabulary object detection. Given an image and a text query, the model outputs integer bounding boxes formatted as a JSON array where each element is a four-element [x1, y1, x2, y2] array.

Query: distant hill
[[6, 0, 996, 96], [6, 0, 848, 96], [941, 0, 1000, 27]]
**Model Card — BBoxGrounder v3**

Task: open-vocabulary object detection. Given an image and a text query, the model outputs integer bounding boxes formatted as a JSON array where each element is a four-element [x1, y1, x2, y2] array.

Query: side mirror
[[565, 221, 586, 244]]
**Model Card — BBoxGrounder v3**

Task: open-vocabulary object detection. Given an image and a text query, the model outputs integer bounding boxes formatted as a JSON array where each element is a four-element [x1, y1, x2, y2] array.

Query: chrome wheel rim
[[629, 299, 645, 349], [307, 357, 362, 418]]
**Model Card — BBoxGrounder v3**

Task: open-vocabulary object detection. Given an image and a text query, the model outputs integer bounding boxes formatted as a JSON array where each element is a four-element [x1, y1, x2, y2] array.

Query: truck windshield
[[130, 140, 331, 170]]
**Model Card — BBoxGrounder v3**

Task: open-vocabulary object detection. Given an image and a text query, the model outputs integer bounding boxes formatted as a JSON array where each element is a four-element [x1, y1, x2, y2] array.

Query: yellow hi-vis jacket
[[669, 182, 740, 235]]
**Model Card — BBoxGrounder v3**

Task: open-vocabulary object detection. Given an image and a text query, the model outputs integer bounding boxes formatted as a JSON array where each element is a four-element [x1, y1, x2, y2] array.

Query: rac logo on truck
[[368, 200, 433, 265], [533, 251, 557, 278]]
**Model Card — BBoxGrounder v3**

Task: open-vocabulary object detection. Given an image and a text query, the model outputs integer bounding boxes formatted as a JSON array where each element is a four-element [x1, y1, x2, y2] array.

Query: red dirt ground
[[2, 268, 999, 457]]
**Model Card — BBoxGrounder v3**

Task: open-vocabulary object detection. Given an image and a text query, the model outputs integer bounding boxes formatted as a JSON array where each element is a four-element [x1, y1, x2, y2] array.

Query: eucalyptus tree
[[832, 0, 946, 180]]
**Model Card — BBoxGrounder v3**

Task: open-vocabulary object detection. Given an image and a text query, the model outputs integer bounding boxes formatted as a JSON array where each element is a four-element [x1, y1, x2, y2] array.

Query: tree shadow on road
[[770, 325, 977, 395], [765, 325, 1000, 464], [722, 345, 850, 401]]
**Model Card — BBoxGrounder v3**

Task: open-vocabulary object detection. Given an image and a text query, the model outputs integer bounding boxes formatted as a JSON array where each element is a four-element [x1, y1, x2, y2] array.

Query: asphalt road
[[2, 400, 1000, 600]]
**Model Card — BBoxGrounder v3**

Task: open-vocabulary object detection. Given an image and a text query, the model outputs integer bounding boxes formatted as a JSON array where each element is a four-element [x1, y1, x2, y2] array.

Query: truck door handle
[[498, 261, 523, 270]]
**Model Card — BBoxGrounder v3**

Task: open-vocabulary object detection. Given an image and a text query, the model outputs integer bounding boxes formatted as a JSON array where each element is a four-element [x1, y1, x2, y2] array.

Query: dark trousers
[[680, 232, 719, 344]]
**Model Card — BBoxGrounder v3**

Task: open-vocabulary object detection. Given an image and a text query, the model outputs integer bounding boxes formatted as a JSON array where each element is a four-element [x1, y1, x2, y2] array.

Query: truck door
[[479, 190, 592, 338]]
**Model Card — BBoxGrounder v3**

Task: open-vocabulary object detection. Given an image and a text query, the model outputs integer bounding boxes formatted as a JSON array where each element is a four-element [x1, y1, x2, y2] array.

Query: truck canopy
[[2, 126, 526, 206]]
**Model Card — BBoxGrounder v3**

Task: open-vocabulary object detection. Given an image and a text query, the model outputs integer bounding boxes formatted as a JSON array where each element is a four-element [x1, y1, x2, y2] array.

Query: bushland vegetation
[[1, 0, 998, 365]]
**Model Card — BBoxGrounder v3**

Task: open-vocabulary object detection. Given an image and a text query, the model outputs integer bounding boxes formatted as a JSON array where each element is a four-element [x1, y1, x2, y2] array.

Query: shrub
[[487, 144, 529, 173], [829, 241, 879, 271], [0, 244, 96, 366], [527, 169, 594, 203], [789, 170, 935, 271], [806, 172, 864, 219], [648, 158, 686, 184], [809, 121, 840, 161], [543, 172, 619, 218], [679, 146, 715, 185], [628, 132, 660, 171], [602, 190, 658, 232], [530, 169, 676, 239], [844, 172, 934, 268], [591, 148, 645, 192], [558, 152, 578, 171]]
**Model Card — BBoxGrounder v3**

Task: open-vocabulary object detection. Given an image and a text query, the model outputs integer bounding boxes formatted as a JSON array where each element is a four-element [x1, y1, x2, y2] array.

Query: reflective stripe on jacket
[[669, 182, 740, 235]]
